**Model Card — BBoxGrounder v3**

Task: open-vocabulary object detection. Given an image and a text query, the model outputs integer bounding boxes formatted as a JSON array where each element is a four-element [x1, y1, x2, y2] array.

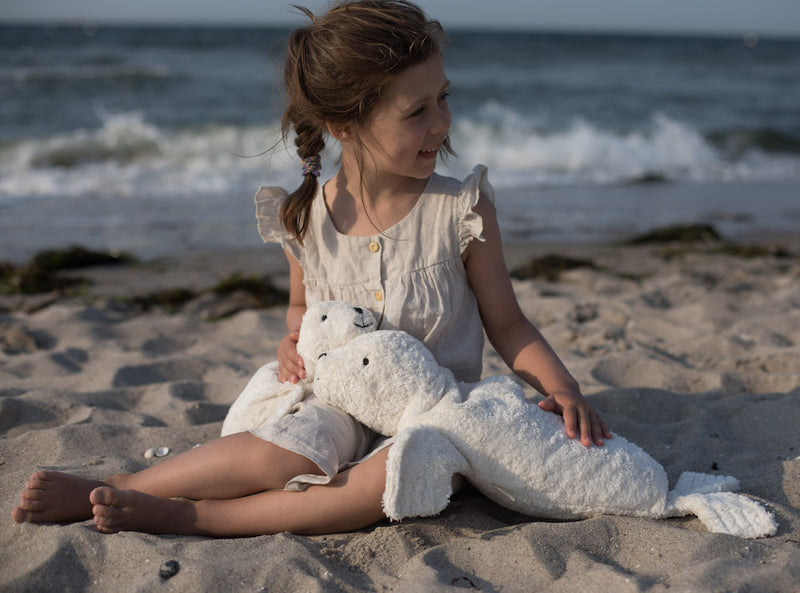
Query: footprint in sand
[[112, 359, 207, 387]]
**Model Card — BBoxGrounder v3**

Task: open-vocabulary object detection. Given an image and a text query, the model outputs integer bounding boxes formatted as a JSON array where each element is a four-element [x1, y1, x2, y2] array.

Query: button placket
[[368, 238, 385, 307]]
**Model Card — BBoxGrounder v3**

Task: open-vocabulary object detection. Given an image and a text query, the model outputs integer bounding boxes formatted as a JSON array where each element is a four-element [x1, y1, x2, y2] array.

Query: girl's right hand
[[277, 331, 306, 383]]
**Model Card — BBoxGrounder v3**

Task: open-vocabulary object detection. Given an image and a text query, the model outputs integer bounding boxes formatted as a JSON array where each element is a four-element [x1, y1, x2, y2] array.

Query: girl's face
[[357, 53, 451, 184]]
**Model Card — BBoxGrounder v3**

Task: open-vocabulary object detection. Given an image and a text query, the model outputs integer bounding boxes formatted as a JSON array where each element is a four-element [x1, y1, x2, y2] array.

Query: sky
[[2, 0, 800, 37]]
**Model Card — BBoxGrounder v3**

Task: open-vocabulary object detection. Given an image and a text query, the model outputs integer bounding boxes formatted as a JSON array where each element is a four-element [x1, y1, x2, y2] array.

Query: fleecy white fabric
[[313, 329, 778, 539], [220, 302, 376, 436], [220, 361, 303, 437], [669, 491, 778, 538]]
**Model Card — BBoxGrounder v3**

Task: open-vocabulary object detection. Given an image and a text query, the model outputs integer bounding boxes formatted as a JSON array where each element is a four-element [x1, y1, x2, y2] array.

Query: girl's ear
[[327, 121, 352, 142]]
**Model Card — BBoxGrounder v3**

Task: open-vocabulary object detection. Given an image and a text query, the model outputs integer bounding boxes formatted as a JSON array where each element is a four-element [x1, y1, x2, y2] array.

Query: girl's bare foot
[[90, 487, 198, 535], [12, 471, 104, 524]]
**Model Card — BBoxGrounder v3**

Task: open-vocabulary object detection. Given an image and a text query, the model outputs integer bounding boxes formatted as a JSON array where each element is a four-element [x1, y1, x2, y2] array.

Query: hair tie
[[301, 154, 321, 178]]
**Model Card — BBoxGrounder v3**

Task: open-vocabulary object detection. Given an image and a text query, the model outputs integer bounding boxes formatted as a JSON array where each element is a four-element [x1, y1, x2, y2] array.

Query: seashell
[[145, 446, 171, 459]]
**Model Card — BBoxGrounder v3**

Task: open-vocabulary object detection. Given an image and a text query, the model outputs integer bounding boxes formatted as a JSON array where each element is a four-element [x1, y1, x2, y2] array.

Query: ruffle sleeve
[[456, 164, 495, 254], [254, 186, 303, 263], [254, 186, 288, 243]]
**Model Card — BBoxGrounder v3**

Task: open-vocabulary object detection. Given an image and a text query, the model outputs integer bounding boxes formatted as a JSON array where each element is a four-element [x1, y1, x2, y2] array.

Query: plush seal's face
[[297, 301, 376, 376], [314, 330, 452, 435]]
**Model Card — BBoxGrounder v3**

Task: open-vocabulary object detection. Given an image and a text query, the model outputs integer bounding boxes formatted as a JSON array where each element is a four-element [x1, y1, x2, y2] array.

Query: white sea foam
[[0, 109, 300, 200], [445, 103, 800, 188], [1, 107, 798, 204]]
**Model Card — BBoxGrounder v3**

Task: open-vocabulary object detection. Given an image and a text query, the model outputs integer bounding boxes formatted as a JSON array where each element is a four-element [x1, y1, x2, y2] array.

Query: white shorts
[[250, 393, 388, 490]]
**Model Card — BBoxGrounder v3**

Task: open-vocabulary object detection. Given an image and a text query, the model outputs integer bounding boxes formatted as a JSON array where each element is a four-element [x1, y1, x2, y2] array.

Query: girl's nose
[[431, 104, 451, 135]]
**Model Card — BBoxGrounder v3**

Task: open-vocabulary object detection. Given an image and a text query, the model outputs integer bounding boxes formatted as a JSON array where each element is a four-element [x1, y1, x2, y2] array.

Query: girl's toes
[[93, 514, 120, 533], [27, 470, 50, 488], [90, 485, 126, 507], [21, 497, 46, 512], [11, 507, 33, 523], [90, 488, 122, 533]]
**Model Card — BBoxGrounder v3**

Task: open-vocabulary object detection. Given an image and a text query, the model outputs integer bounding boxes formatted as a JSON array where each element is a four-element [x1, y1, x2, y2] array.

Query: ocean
[[1, 24, 799, 262]]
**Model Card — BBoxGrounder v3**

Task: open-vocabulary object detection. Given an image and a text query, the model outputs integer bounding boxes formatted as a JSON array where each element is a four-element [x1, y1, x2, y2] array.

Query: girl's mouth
[[419, 144, 441, 159]]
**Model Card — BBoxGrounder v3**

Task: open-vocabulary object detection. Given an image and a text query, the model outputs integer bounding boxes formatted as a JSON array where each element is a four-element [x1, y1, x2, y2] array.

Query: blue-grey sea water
[[1, 25, 799, 261]]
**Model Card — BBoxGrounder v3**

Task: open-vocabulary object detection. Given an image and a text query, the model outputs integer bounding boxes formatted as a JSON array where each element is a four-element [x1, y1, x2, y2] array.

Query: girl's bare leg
[[12, 432, 321, 525], [90, 447, 390, 536], [110, 432, 321, 499]]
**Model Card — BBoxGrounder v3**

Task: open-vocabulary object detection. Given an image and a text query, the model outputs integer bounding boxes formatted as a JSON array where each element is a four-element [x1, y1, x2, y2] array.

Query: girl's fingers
[[589, 413, 605, 447], [537, 395, 556, 413], [579, 408, 594, 447], [563, 406, 579, 440], [540, 395, 612, 447], [279, 363, 302, 383], [601, 419, 613, 440]]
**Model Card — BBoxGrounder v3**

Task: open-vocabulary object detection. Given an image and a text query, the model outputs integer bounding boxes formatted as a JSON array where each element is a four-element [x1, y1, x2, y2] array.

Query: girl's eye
[[409, 92, 449, 118]]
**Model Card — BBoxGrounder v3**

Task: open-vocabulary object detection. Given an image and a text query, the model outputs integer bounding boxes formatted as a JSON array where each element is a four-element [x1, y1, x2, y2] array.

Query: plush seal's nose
[[354, 307, 363, 314]]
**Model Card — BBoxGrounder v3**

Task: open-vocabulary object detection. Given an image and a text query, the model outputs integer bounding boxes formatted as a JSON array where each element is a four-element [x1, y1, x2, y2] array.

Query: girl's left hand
[[538, 391, 612, 447], [277, 330, 305, 384]]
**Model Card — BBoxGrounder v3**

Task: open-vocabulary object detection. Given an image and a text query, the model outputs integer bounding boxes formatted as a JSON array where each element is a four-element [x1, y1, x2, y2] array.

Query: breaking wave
[[1, 105, 799, 201]]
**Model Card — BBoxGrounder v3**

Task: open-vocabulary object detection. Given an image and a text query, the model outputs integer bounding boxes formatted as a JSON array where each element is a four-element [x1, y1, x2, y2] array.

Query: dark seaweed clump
[[0, 246, 136, 294], [211, 272, 289, 308], [510, 254, 597, 282], [716, 244, 792, 259], [0, 246, 290, 319], [127, 288, 198, 313], [622, 223, 794, 260], [128, 273, 289, 318], [622, 223, 722, 245]]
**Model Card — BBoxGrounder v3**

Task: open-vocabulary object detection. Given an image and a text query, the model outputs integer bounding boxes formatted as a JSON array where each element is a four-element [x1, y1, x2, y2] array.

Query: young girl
[[12, 0, 610, 537]]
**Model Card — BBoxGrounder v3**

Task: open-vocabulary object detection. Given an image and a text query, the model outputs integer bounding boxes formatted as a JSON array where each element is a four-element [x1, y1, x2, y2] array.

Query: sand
[[2, 239, 799, 592]]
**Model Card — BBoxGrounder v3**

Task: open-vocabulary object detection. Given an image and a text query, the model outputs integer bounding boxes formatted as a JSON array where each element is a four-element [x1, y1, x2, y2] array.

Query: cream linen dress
[[251, 165, 494, 488]]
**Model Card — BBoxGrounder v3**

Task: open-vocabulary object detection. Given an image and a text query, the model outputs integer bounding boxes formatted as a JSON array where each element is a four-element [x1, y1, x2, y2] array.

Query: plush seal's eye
[[318, 353, 327, 360], [362, 357, 369, 366], [321, 315, 327, 321]]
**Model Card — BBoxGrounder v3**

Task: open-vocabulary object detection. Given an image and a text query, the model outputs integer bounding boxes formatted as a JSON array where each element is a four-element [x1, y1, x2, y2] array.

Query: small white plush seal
[[220, 301, 376, 436]]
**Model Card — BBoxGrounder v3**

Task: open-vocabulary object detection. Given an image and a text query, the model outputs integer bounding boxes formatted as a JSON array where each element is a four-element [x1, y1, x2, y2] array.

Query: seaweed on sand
[[0, 246, 136, 294], [510, 254, 597, 282]]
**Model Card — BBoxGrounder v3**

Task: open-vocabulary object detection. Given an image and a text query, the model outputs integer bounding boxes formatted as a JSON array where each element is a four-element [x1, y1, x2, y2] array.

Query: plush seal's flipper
[[221, 361, 306, 436], [383, 425, 468, 521]]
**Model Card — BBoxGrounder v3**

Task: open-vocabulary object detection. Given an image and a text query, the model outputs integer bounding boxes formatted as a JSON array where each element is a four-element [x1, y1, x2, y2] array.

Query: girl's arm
[[277, 251, 307, 383], [463, 195, 611, 446]]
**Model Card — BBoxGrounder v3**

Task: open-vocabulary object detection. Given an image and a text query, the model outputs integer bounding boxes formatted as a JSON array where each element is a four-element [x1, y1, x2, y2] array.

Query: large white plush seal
[[313, 330, 777, 539], [220, 301, 376, 436]]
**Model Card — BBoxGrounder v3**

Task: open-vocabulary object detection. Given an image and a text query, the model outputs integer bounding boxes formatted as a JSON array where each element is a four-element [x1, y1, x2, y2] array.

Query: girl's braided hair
[[280, 0, 451, 242]]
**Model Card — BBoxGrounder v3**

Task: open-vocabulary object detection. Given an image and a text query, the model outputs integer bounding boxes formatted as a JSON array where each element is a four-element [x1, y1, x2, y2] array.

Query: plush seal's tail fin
[[665, 472, 777, 539]]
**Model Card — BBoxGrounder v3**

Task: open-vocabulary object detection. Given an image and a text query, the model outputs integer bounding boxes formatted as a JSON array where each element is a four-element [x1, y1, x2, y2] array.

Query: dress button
[[368, 241, 380, 253], [374, 290, 383, 302]]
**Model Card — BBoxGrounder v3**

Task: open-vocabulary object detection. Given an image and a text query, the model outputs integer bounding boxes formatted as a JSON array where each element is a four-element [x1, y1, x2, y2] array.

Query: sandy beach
[[2, 234, 799, 592]]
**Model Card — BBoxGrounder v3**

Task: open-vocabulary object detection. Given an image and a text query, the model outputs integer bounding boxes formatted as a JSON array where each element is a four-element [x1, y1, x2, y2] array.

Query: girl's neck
[[323, 166, 429, 237]]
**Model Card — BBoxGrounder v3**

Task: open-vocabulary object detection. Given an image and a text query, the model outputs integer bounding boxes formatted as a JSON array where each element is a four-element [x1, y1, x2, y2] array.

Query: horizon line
[[1, 19, 799, 41]]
